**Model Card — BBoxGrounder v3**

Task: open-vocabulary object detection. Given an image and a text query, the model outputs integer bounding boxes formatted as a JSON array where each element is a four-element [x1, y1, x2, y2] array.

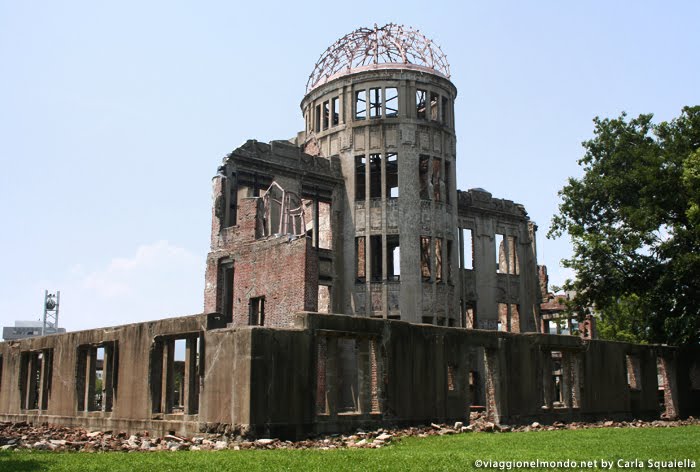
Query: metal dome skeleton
[[306, 24, 450, 93]]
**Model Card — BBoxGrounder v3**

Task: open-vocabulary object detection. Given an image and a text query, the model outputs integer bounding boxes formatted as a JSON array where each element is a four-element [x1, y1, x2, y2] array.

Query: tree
[[549, 106, 700, 346]]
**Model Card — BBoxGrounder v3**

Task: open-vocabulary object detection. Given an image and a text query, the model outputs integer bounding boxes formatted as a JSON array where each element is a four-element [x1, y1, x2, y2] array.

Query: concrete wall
[[0, 312, 697, 439]]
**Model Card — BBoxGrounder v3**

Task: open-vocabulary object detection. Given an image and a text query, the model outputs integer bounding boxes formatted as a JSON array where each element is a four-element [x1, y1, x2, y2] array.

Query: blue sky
[[1, 1, 698, 332]]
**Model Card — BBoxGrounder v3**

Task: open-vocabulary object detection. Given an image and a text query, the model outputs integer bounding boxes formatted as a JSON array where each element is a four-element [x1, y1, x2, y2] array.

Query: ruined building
[[0, 25, 698, 439]]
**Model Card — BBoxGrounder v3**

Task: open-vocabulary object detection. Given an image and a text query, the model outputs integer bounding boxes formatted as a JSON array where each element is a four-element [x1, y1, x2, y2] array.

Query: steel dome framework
[[306, 24, 450, 93]]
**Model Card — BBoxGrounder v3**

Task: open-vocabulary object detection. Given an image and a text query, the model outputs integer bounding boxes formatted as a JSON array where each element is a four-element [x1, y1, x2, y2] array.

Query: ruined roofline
[[457, 188, 530, 220], [219, 139, 343, 181]]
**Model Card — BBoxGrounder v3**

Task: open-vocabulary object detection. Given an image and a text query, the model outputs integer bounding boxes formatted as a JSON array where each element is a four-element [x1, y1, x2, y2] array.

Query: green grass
[[1, 426, 699, 471]]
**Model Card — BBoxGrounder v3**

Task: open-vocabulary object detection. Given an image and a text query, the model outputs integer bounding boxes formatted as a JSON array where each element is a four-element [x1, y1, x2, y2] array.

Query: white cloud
[[58, 241, 205, 332]]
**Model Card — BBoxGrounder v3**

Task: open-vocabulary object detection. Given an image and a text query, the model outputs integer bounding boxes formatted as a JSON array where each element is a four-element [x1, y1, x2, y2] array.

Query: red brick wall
[[232, 236, 317, 327]]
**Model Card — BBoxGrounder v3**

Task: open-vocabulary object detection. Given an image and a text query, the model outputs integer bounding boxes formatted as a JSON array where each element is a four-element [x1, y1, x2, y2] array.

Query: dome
[[306, 24, 450, 93]]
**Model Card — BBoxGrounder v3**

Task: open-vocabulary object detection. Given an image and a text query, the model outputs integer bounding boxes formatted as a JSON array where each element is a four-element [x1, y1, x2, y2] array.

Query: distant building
[[2, 321, 65, 341]]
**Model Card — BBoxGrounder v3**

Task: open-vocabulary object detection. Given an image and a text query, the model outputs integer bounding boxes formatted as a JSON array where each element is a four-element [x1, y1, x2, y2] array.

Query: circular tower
[[301, 24, 459, 325]]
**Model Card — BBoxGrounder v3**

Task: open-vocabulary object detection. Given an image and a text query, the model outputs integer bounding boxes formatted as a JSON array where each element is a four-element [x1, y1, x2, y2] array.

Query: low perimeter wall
[[0, 312, 698, 439]]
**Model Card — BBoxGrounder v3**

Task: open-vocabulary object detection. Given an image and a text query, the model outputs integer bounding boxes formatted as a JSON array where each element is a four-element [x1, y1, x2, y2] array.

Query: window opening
[[385, 87, 398, 117], [387, 235, 400, 281], [496, 234, 505, 273], [172, 339, 186, 413], [221, 263, 234, 322], [419, 155, 430, 200], [315, 104, 321, 132], [416, 89, 426, 119], [446, 240, 453, 283], [370, 235, 382, 282], [318, 201, 332, 250], [465, 302, 476, 329], [355, 90, 367, 120], [441, 96, 448, 123], [422, 316, 434, 325], [386, 153, 398, 198], [318, 285, 331, 313], [435, 238, 443, 282], [430, 92, 439, 121], [95, 347, 104, 410], [508, 236, 519, 275], [322, 101, 330, 130], [498, 303, 509, 331], [369, 88, 381, 118], [20, 349, 53, 411], [445, 161, 451, 204], [551, 351, 564, 406], [337, 338, 359, 413], [227, 173, 238, 227], [626, 355, 641, 390], [432, 157, 442, 202], [369, 153, 382, 198], [421, 236, 432, 281], [332, 97, 340, 126], [355, 156, 366, 201], [447, 365, 456, 391], [150, 335, 200, 415], [249, 297, 265, 326], [356, 237, 366, 282], [461, 228, 474, 270]]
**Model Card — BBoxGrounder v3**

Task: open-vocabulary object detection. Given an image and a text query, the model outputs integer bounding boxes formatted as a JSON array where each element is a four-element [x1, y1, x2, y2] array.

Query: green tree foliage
[[549, 106, 700, 346]]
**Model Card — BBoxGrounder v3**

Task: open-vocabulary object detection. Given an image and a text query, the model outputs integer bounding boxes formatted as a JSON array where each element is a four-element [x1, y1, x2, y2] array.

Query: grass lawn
[[1, 426, 698, 471]]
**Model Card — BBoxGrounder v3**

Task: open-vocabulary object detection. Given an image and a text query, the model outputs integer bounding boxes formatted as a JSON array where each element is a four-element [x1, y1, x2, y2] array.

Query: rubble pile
[[1, 415, 697, 453]]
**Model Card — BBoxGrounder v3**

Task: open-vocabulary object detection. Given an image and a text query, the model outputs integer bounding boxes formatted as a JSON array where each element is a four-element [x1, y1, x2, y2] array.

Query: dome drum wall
[[301, 68, 460, 324]]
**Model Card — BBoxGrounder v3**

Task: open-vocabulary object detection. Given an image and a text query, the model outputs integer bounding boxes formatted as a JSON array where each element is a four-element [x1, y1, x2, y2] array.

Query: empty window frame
[[355, 155, 366, 201], [421, 236, 432, 280], [355, 90, 367, 120], [446, 240, 453, 283], [430, 92, 439, 121], [416, 89, 427, 119], [318, 285, 331, 313], [322, 100, 330, 130], [150, 335, 201, 415], [435, 238, 444, 282], [447, 364, 456, 391], [315, 104, 321, 132], [460, 228, 474, 270], [19, 349, 53, 411], [387, 235, 400, 281], [385, 87, 398, 117], [444, 161, 451, 204], [497, 303, 520, 332], [226, 173, 239, 227], [370, 235, 382, 282], [626, 355, 642, 391], [550, 351, 564, 406], [369, 88, 381, 118], [496, 234, 519, 274], [419, 155, 430, 200], [315, 336, 382, 416], [356, 237, 366, 282], [369, 153, 382, 198], [317, 201, 332, 249], [76, 342, 118, 412], [463, 301, 477, 329], [336, 337, 360, 413], [249, 297, 265, 326], [219, 261, 234, 322], [441, 96, 449, 124], [332, 97, 340, 126], [386, 153, 398, 198], [432, 157, 442, 202], [0, 355, 3, 392]]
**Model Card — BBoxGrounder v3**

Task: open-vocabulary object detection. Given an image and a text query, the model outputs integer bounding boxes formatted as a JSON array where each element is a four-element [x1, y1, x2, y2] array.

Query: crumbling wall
[[1, 312, 697, 439]]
